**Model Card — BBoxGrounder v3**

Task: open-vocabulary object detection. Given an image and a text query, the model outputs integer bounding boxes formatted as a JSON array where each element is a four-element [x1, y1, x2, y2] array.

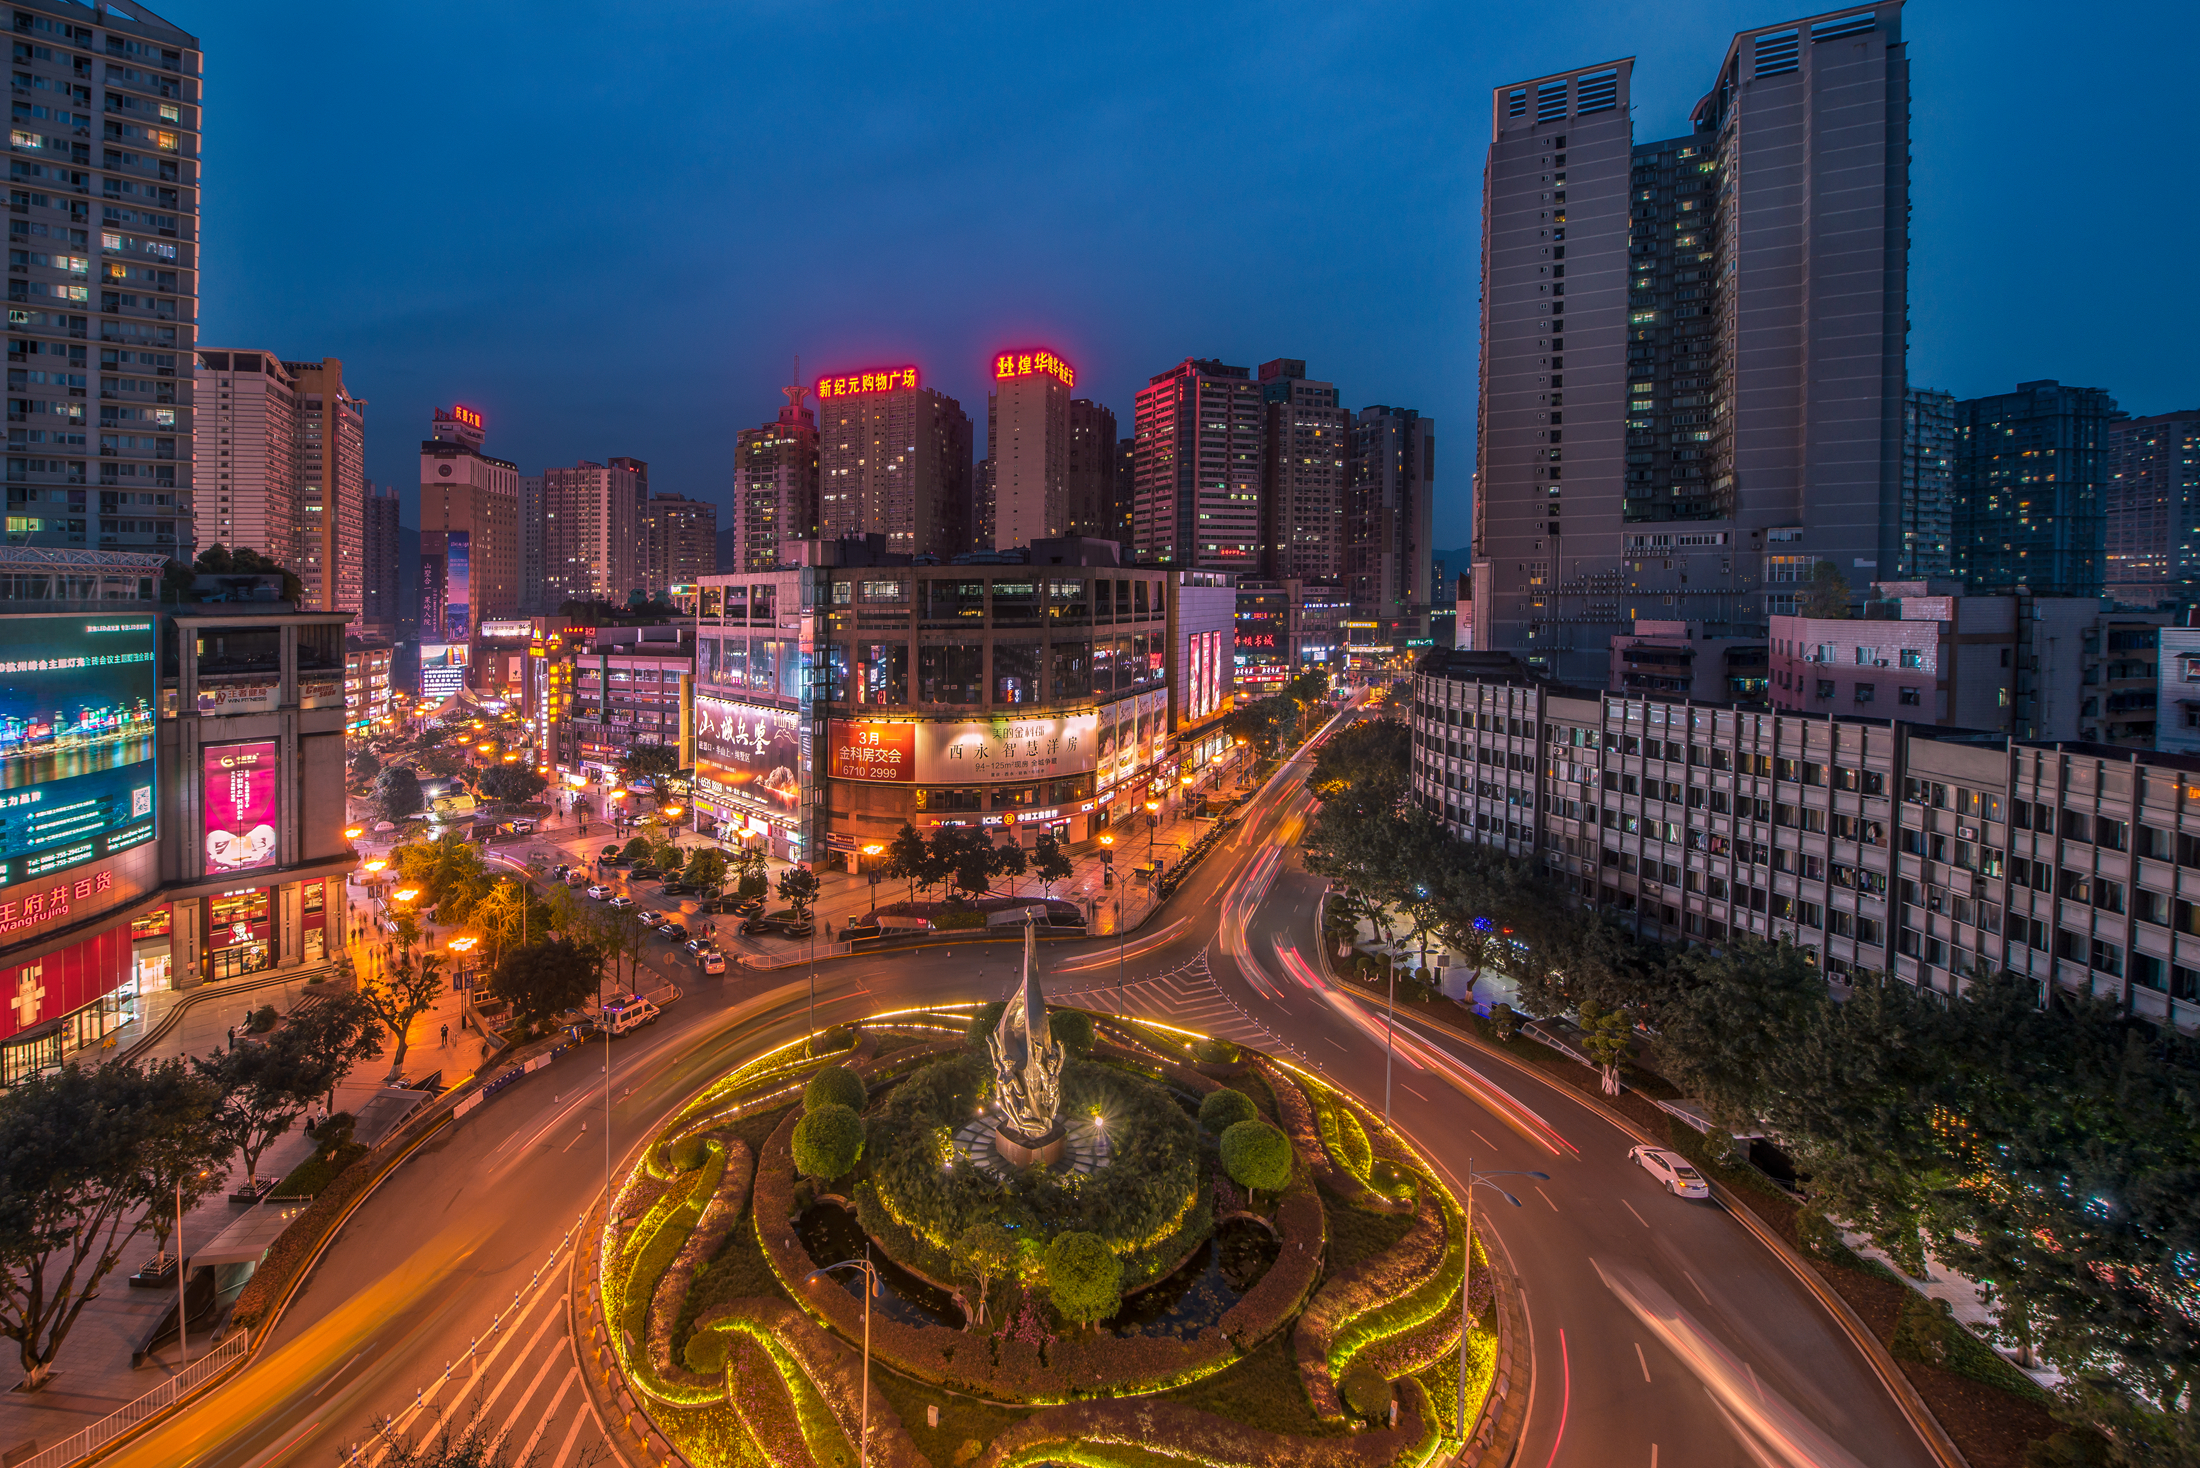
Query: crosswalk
[[343, 1238, 604, 1468], [1056, 950, 1316, 1064]]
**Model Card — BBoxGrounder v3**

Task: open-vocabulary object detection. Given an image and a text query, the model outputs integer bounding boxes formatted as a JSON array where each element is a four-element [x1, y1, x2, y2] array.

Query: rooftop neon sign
[[817, 367, 918, 400], [992, 349, 1073, 388]]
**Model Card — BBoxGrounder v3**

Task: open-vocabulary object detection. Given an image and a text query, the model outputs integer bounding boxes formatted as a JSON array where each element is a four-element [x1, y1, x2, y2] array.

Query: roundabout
[[586, 932, 1493, 1468]]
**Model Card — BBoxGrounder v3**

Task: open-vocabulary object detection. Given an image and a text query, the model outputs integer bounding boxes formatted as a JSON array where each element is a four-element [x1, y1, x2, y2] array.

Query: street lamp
[[1099, 834, 1125, 1010], [392, 888, 420, 903], [343, 826, 364, 842], [1453, 1164, 1547, 1443], [861, 843, 883, 914], [804, 1261, 881, 1468]]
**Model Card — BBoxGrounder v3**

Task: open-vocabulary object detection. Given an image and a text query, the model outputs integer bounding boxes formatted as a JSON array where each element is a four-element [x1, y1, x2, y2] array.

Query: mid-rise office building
[[642, 492, 716, 595], [287, 358, 364, 616], [419, 406, 518, 653], [1898, 387, 1955, 580], [192, 350, 294, 561], [988, 349, 1072, 551], [733, 385, 819, 574], [6, 5, 200, 563], [1259, 361, 1347, 581], [1234, 577, 1348, 693], [1346, 404, 1435, 626], [2158, 620, 2200, 756], [562, 624, 692, 777], [2106, 410, 2200, 607], [1067, 398, 1117, 542], [344, 636, 391, 737], [1132, 358, 1264, 573], [815, 367, 971, 560], [1951, 381, 2119, 598], [361, 481, 401, 638], [973, 458, 995, 551], [1410, 651, 2200, 1031], [1609, 619, 1766, 701], [1471, 5, 1910, 684]]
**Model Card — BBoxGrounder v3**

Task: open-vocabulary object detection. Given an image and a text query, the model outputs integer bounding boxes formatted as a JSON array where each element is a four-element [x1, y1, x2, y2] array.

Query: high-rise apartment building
[[973, 458, 995, 550], [539, 459, 640, 608], [1132, 358, 1264, 572], [815, 367, 971, 560], [2106, 410, 2200, 608], [193, 350, 295, 560], [1951, 381, 2119, 598], [986, 349, 1072, 550], [286, 358, 363, 615], [361, 481, 401, 637], [6, 6, 199, 561], [642, 492, 716, 593], [733, 384, 818, 573], [1067, 398, 1117, 542], [1472, 5, 1910, 684], [1346, 405, 1435, 624], [1258, 360, 1347, 580], [1113, 437, 1137, 543], [1898, 387, 1955, 580], [519, 474, 545, 611], [419, 406, 518, 647]]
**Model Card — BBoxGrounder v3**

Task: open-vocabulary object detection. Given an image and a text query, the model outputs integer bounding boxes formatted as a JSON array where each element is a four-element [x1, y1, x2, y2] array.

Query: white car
[[597, 994, 660, 1036], [1629, 1145, 1709, 1199], [586, 883, 612, 900], [608, 895, 636, 910], [697, 950, 727, 975]]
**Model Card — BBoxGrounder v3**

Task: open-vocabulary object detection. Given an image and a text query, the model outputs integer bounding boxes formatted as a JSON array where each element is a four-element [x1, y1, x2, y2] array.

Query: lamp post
[[805, 1260, 880, 1468], [1382, 948, 1395, 1123], [861, 843, 883, 922], [1098, 834, 1123, 1010], [1454, 1164, 1546, 1446]]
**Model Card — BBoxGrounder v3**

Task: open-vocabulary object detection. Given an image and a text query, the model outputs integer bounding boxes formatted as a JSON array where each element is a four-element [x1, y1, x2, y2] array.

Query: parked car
[[697, 950, 727, 975], [597, 994, 660, 1036], [565, 871, 588, 887], [683, 934, 716, 955], [657, 921, 688, 941], [607, 895, 636, 911], [740, 910, 814, 939], [630, 863, 660, 879], [586, 884, 612, 900], [1628, 1145, 1709, 1199], [659, 880, 696, 896], [551, 862, 569, 879]]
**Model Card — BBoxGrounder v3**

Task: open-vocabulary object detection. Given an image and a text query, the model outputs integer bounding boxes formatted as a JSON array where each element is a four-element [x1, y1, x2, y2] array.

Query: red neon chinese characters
[[816, 367, 919, 400], [991, 349, 1074, 388]]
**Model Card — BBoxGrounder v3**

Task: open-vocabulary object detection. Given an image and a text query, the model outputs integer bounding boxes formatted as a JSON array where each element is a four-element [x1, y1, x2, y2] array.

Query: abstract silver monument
[[985, 918, 1067, 1166]]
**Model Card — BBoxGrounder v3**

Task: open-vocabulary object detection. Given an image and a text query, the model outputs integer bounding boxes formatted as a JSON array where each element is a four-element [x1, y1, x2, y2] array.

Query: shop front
[[206, 886, 272, 981], [0, 921, 140, 1086]]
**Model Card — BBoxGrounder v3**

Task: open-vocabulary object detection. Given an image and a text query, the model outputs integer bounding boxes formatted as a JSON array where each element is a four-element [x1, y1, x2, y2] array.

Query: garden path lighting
[[805, 1259, 881, 1467]]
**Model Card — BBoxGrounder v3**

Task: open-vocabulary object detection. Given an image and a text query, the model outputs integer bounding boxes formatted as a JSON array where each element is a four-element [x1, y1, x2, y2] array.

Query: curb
[[1463, 1214, 1528, 1468], [1377, 1002, 1969, 1468], [568, 1189, 663, 1468]]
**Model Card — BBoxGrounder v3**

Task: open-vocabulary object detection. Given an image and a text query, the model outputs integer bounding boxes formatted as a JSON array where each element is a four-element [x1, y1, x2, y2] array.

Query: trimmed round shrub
[[668, 1134, 710, 1171], [964, 1002, 1006, 1047], [1043, 1230, 1122, 1327], [791, 1103, 865, 1181], [1220, 1119, 1292, 1196], [1049, 1009, 1094, 1053], [1193, 1038, 1241, 1065], [1199, 1086, 1258, 1135], [805, 1064, 867, 1114], [1341, 1365, 1394, 1420]]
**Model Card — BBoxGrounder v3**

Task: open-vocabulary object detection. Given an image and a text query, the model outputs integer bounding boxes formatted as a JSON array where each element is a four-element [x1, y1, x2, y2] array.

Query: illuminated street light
[[342, 826, 364, 840], [392, 888, 421, 902], [447, 936, 479, 953], [364, 859, 388, 874]]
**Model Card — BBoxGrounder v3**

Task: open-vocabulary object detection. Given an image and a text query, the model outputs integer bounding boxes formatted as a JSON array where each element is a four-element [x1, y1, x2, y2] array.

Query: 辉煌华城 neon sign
[[992, 350, 1073, 388]]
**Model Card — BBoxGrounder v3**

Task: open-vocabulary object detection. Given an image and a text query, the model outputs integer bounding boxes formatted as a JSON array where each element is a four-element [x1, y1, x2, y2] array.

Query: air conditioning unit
[[1957, 825, 1977, 840]]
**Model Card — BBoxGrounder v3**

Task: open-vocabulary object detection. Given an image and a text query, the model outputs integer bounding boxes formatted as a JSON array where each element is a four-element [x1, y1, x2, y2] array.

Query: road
[[115, 708, 1938, 1468]]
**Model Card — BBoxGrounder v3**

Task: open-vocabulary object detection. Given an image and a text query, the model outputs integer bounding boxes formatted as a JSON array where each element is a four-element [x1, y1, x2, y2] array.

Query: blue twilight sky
[[196, 0, 2198, 554]]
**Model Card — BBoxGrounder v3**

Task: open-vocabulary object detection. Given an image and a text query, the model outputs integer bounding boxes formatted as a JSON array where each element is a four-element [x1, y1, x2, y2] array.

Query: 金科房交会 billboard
[[829, 713, 1097, 786]]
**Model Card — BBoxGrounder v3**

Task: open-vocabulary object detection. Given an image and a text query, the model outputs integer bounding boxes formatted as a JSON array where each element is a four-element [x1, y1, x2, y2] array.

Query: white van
[[596, 994, 660, 1036]]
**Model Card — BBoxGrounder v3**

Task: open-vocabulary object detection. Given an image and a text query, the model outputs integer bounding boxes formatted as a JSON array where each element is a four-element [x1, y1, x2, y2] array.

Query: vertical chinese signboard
[[202, 741, 279, 876]]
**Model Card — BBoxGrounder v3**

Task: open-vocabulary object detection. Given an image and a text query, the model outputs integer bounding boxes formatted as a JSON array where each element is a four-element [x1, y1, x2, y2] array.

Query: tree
[[804, 1064, 867, 1114], [0, 1060, 227, 1389], [777, 865, 821, 924], [618, 744, 679, 783], [184, 543, 306, 605], [1799, 560, 1854, 618], [683, 847, 729, 899], [1031, 834, 1073, 898], [1043, 1231, 1121, 1328], [991, 840, 1028, 898], [487, 937, 604, 1029], [470, 880, 534, 970], [1575, 999, 1634, 1097], [359, 950, 446, 1071], [1198, 1087, 1257, 1134], [1048, 1009, 1094, 1054], [597, 904, 653, 994], [1650, 938, 1822, 1127], [375, 765, 424, 824], [1309, 719, 1411, 804], [791, 1104, 864, 1181], [195, 993, 380, 1187], [734, 864, 769, 906], [620, 837, 652, 864], [475, 764, 547, 806], [884, 823, 929, 906], [1219, 1119, 1291, 1201], [350, 748, 383, 782], [954, 1221, 1017, 1326]]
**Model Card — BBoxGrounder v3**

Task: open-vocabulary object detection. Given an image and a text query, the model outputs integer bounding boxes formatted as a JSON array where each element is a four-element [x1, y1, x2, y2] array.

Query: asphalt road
[[112, 705, 1939, 1468]]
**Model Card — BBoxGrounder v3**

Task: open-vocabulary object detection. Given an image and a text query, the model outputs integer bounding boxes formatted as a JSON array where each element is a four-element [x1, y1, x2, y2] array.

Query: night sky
[[197, 0, 2197, 554]]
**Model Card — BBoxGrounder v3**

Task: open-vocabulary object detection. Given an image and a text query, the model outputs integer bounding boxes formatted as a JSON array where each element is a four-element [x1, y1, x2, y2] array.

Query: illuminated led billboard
[[815, 367, 918, 401], [0, 613, 156, 884], [202, 741, 279, 876], [990, 349, 1074, 388], [420, 643, 469, 699], [694, 694, 802, 817]]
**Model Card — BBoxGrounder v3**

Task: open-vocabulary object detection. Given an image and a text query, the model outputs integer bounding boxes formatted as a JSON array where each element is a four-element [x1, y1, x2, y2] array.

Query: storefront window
[[207, 887, 272, 981]]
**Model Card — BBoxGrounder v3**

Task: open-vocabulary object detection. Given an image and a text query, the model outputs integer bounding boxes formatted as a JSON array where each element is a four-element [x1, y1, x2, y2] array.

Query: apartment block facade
[[361, 481, 400, 637], [2105, 409, 2200, 608], [1258, 360, 1347, 581], [1132, 358, 1264, 573], [1346, 404, 1434, 625], [641, 491, 715, 593], [1898, 387, 1955, 580], [1066, 398, 1116, 542], [285, 357, 363, 615], [1411, 653, 2200, 1031], [7, 4, 199, 561], [192, 349, 293, 561], [1471, 5, 1910, 684], [1950, 380, 2119, 598], [987, 351, 1070, 551], [733, 387, 818, 574], [816, 372, 971, 560]]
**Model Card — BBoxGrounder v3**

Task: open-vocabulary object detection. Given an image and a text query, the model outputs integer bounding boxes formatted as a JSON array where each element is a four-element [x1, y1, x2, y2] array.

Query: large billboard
[[444, 530, 472, 644], [420, 642, 468, 698], [0, 613, 156, 885], [694, 694, 802, 817], [202, 740, 279, 876], [829, 713, 1097, 786]]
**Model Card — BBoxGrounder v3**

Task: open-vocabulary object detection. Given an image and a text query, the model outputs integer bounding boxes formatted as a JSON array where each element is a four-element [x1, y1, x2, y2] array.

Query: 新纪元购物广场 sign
[[693, 695, 802, 816], [815, 366, 917, 401], [829, 713, 1098, 786], [0, 614, 157, 883]]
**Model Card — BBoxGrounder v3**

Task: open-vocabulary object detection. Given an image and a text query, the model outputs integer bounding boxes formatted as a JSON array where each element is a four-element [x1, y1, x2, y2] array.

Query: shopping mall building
[[0, 551, 355, 1084], [686, 537, 1237, 869]]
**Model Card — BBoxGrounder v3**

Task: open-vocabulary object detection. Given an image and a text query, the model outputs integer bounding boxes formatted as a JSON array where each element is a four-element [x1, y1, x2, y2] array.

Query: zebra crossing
[[1055, 950, 1318, 1066]]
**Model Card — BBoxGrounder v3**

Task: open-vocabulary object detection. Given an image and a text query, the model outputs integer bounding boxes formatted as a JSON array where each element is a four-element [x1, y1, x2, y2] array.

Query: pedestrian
[[304, 1112, 317, 1136], [226, 1025, 235, 1048], [441, 1022, 450, 1048]]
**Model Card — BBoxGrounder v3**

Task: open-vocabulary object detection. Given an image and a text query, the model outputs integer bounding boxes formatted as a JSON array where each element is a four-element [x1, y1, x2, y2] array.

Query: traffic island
[[591, 997, 1502, 1468]]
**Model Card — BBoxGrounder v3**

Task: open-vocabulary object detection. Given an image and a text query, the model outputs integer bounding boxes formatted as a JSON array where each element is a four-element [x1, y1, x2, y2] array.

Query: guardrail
[[13, 1331, 249, 1468]]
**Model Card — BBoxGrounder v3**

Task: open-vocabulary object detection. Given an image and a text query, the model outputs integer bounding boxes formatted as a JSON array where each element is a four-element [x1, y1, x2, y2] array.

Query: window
[[2096, 817, 2128, 852], [1898, 686, 1920, 706], [2091, 938, 2123, 977], [2139, 889, 2171, 926], [2062, 809, 2089, 842], [2133, 953, 2167, 992], [1898, 648, 1924, 669]]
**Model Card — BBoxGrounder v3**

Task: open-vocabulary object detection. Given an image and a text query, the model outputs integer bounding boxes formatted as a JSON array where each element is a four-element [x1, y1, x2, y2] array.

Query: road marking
[[1541, 1327, 1571, 1468], [1325, 1036, 1347, 1050], [1651, 1446, 1658, 1468], [1403, 1083, 1430, 1102], [1623, 1200, 1649, 1228], [1535, 1186, 1560, 1211], [1472, 1129, 1496, 1149], [514, 1362, 581, 1463], [471, 1290, 570, 1421], [1683, 1269, 1715, 1308], [560, 1129, 587, 1152], [1635, 1340, 1651, 1383], [313, 1343, 377, 1397], [493, 1335, 568, 1440], [238, 1418, 320, 1468], [549, 1405, 594, 1468], [1746, 1361, 1763, 1403]]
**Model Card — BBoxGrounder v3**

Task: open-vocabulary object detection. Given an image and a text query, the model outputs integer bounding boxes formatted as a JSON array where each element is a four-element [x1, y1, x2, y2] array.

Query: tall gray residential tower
[[1471, 4, 1910, 685]]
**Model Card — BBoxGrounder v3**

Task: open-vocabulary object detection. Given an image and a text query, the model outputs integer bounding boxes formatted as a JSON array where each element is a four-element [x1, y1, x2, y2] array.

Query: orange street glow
[[992, 349, 1074, 387], [816, 367, 918, 399], [392, 888, 420, 902], [448, 936, 479, 953]]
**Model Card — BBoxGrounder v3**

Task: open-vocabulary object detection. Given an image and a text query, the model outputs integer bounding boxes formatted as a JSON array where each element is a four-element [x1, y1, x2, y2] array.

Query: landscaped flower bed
[[600, 1005, 1489, 1468]]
